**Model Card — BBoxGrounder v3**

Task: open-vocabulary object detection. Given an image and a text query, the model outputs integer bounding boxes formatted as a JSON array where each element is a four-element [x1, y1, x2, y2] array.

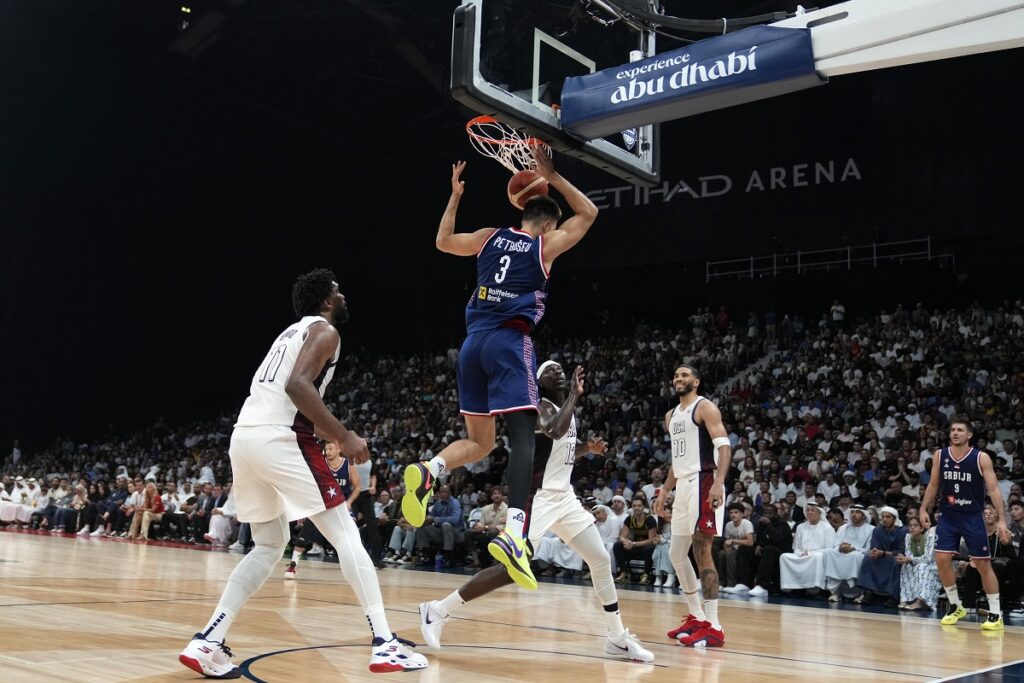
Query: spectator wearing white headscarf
[[780, 502, 835, 591], [823, 504, 874, 601], [855, 506, 907, 604]]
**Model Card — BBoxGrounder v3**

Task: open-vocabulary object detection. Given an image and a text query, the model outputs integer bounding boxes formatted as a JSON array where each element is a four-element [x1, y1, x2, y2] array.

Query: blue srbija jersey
[[938, 447, 985, 513], [465, 227, 549, 333]]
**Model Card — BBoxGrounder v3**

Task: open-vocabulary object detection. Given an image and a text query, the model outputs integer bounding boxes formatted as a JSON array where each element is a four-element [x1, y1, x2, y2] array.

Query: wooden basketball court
[[1, 530, 1020, 682]]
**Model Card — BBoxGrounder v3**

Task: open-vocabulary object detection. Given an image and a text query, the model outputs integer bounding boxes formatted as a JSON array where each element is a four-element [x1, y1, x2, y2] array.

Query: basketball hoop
[[466, 115, 550, 174]]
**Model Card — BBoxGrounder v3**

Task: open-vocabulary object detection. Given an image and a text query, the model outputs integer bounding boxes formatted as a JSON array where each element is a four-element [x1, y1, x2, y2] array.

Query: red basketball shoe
[[667, 614, 705, 640], [679, 623, 725, 648]]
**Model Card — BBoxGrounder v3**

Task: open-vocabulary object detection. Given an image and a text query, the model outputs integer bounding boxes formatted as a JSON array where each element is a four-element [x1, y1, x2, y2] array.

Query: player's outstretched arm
[[436, 160, 497, 256], [532, 146, 598, 268], [286, 323, 369, 463], [538, 366, 584, 440]]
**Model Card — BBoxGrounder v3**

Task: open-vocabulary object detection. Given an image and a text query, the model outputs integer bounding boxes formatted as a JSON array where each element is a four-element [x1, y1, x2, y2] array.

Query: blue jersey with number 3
[[465, 228, 549, 333]]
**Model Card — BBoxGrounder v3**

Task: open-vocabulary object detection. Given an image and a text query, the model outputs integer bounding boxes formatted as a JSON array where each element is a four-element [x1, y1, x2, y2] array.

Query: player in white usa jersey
[[654, 365, 732, 649], [416, 361, 653, 663], [179, 269, 427, 678]]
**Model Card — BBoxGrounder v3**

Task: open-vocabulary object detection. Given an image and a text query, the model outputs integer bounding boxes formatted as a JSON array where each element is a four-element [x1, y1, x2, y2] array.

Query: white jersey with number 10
[[669, 397, 717, 479]]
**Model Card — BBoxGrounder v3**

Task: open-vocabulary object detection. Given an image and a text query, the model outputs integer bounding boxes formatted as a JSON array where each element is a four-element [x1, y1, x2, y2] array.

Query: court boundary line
[[238, 643, 669, 682], [292, 594, 938, 679], [2, 540, 1018, 681], [930, 658, 1024, 682]]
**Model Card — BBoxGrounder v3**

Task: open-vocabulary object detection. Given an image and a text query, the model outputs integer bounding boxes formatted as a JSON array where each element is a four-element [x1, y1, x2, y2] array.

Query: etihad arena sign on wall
[[585, 158, 862, 209]]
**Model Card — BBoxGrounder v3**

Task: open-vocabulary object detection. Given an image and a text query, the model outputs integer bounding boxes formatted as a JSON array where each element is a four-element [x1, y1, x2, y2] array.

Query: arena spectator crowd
[[3, 299, 1023, 616]]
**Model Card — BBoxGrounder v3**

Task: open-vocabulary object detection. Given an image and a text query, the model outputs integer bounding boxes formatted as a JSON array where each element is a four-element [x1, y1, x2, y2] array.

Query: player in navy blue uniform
[[401, 147, 598, 590], [920, 417, 1012, 630]]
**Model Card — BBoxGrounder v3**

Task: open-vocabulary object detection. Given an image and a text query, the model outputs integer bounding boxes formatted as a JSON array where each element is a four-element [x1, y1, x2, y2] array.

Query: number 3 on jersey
[[494, 254, 511, 283]]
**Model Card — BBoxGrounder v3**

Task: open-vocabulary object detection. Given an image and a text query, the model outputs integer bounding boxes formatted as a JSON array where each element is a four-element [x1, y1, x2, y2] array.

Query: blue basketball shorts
[[457, 327, 539, 415], [935, 509, 991, 559]]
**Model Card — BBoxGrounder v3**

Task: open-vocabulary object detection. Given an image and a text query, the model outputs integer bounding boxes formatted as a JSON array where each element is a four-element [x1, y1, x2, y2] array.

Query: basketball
[[507, 169, 549, 210]]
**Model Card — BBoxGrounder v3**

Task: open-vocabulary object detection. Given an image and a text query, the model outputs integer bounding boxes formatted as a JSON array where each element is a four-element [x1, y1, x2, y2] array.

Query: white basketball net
[[466, 116, 551, 174]]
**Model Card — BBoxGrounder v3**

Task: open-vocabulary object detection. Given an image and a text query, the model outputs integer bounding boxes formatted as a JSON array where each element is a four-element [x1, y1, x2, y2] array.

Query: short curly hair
[[291, 268, 336, 318]]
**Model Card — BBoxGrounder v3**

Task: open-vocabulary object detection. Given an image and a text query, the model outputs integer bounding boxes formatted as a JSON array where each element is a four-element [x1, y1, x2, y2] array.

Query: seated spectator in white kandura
[[593, 504, 624, 573], [898, 516, 940, 610], [780, 502, 836, 592], [534, 530, 583, 578], [823, 504, 874, 602], [608, 495, 628, 524], [204, 491, 237, 547], [2, 477, 40, 525]]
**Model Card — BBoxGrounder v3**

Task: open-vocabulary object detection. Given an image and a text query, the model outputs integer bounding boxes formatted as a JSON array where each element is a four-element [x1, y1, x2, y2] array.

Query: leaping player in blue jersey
[[401, 147, 598, 590], [920, 416, 1012, 631]]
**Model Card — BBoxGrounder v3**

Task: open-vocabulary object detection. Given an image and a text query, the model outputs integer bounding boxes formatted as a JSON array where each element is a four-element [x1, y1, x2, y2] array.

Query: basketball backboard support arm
[[450, 0, 660, 187], [772, 0, 1024, 76]]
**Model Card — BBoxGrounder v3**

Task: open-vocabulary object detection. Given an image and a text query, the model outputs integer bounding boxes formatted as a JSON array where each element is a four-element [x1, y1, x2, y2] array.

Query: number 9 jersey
[[234, 316, 339, 433], [465, 228, 549, 334]]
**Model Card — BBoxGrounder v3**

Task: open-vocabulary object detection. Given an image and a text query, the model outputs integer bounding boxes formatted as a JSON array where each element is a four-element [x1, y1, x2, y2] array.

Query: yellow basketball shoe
[[488, 530, 537, 590], [940, 603, 968, 625], [401, 463, 434, 528], [980, 614, 1004, 632]]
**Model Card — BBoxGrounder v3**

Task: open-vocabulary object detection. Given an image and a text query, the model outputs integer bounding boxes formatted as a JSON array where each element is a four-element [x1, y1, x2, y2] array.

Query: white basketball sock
[[438, 590, 466, 616], [200, 606, 237, 644], [987, 594, 1001, 618], [427, 456, 447, 479], [944, 585, 960, 607], [684, 591, 706, 621], [505, 508, 526, 539], [291, 548, 302, 563], [705, 599, 721, 630]]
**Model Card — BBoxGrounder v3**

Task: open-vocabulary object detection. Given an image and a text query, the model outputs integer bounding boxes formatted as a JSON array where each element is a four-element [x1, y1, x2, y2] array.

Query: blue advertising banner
[[560, 26, 824, 140]]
